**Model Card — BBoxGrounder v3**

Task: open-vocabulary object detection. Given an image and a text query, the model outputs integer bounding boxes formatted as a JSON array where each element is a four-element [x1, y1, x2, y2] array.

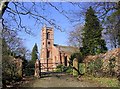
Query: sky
[[3, 2, 113, 55], [5, 2, 82, 53], [21, 3, 75, 53]]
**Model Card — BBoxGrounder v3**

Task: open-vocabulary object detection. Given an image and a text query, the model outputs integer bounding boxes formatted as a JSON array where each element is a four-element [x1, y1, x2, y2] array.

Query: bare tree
[[1, 1, 120, 50], [2, 27, 29, 56], [67, 24, 84, 49], [70, 2, 119, 23], [104, 8, 120, 49], [1, 1, 74, 34]]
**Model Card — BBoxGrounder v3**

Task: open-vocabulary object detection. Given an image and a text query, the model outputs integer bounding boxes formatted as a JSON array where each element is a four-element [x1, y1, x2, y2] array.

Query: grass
[[93, 77, 119, 87], [83, 76, 120, 87]]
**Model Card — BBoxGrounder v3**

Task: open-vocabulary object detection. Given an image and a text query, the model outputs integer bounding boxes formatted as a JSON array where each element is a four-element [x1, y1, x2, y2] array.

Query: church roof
[[54, 44, 79, 55]]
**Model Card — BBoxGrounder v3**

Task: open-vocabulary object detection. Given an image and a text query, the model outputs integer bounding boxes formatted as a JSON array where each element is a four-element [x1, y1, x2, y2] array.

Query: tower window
[[43, 42, 44, 45], [47, 32, 50, 39], [47, 51, 50, 58], [48, 42, 50, 44], [48, 42, 50, 47]]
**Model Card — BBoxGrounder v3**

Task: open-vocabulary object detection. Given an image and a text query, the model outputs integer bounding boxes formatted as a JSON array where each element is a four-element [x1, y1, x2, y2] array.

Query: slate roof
[[54, 44, 79, 55]]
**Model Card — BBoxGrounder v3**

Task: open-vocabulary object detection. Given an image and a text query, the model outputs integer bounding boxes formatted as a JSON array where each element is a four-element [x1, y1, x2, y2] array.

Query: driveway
[[21, 73, 104, 87]]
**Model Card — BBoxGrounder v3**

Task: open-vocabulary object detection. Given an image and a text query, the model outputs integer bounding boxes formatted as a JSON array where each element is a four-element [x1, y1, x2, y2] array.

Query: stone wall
[[13, 56, 23, 78], [83, 48, 120, 75]]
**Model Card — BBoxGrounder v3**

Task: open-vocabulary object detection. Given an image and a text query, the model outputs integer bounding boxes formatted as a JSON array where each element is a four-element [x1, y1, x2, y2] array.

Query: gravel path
[[21, 73, 104, 87]]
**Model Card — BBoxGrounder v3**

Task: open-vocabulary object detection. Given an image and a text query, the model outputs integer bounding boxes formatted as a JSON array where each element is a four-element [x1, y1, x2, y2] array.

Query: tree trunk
[[0, 0, 9, 19]]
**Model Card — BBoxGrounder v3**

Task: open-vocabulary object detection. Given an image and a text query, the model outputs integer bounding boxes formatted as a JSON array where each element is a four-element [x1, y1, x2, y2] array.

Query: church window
[[48, 42, 50, 47], [64, 56, 67, 66], [48, 42, 50, 45], [47, 51, 50, 58], [47, 32, 50, 39]]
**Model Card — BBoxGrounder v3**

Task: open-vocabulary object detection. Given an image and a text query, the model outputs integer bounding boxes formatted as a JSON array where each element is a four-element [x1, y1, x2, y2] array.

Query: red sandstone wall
[[83, 48, 120, 74]]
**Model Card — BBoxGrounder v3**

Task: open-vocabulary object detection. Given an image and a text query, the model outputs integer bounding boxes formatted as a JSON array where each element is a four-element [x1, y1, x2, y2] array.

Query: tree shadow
[[40, 71, 64, 78]]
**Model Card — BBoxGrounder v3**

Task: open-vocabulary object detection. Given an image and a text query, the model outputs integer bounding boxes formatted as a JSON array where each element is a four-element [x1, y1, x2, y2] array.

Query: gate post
[[73, 58, 79, 76], [34, 59, 41, 78]]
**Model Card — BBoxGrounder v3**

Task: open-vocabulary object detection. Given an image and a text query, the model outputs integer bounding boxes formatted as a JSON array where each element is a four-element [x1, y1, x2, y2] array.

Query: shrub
[[79, 63, 85, 75], [55, 64, 64, 72], [66, 66, 73, 74], [87, 60, 95, 75], [24, 60, 35, 76], [86, 58, 103, 77], [109, 57, 116, 76], [2, 56, 23, 87], [94, 58, 103, 76], [55, 64, 73, 74], [56, 64, 63, 69]]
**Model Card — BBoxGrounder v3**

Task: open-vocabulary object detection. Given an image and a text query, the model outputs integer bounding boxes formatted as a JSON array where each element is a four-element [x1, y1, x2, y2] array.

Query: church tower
[[40, 25, 75, 72], [40, 25, 54, 67]]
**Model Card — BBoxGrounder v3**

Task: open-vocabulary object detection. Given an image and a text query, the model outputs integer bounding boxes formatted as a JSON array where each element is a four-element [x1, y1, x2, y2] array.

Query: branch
[[0, 0, 9, 18], [48, 2, 70, 20]]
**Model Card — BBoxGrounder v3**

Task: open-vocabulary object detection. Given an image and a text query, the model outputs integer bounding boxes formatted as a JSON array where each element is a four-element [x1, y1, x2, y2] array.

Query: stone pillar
[[34, 59, 40, 78], [13, 57, 23, 79], [18, 59, 23, 78], [73, 58, 79, 76]]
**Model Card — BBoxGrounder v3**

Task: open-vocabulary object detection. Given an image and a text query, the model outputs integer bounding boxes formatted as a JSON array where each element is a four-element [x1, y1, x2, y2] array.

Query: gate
[[34, 60, 64, 78], [40, 62, 59, 72], [39, 62, 62, 77]]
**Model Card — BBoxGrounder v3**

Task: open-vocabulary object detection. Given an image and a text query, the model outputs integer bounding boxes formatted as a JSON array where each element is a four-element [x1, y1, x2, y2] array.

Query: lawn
[[82, 76, 120, 87]]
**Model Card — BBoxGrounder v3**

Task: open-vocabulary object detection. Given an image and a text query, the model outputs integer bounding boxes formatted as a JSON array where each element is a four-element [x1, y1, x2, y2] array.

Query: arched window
[[47, 50, 50, 58], [64, 56, 67, 66], [47, 32, 50, 39]]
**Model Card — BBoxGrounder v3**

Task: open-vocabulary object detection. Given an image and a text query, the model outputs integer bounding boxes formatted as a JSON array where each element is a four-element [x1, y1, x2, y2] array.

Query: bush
[[24, 60, 35, 76], [87, 60, 95, 75], [79, 63, 85, 75], [55, 64, 64, 72], [66, 66, 73, 74], [2, 56, 23, 87], [94, 58, 103, 77], [86, 58, 103, 77], [55, 64, 73, 74], [109, 57, 116, 76], [56, 64, 63, 69]]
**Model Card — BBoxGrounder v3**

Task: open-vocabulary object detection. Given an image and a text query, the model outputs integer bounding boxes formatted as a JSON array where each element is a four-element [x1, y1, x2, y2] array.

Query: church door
[[64, 56, 67, 66]]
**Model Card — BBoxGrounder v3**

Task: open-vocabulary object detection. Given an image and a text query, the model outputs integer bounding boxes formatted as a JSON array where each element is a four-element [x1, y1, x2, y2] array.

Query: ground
[[18, 72, 106, 87]]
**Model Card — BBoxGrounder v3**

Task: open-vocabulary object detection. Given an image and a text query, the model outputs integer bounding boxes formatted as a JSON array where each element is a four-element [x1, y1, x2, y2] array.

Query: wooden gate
[[34, 60, 62, 78], [40, 62, 59, 72]]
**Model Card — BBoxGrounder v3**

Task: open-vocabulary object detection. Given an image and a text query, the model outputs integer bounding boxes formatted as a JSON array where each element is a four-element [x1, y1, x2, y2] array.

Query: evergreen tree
[[82, 7, 107, 55], [31, 43, 38, 62]]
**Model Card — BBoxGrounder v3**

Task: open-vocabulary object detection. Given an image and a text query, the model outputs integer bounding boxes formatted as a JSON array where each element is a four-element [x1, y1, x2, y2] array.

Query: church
[[40, 26, 79, 71]]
